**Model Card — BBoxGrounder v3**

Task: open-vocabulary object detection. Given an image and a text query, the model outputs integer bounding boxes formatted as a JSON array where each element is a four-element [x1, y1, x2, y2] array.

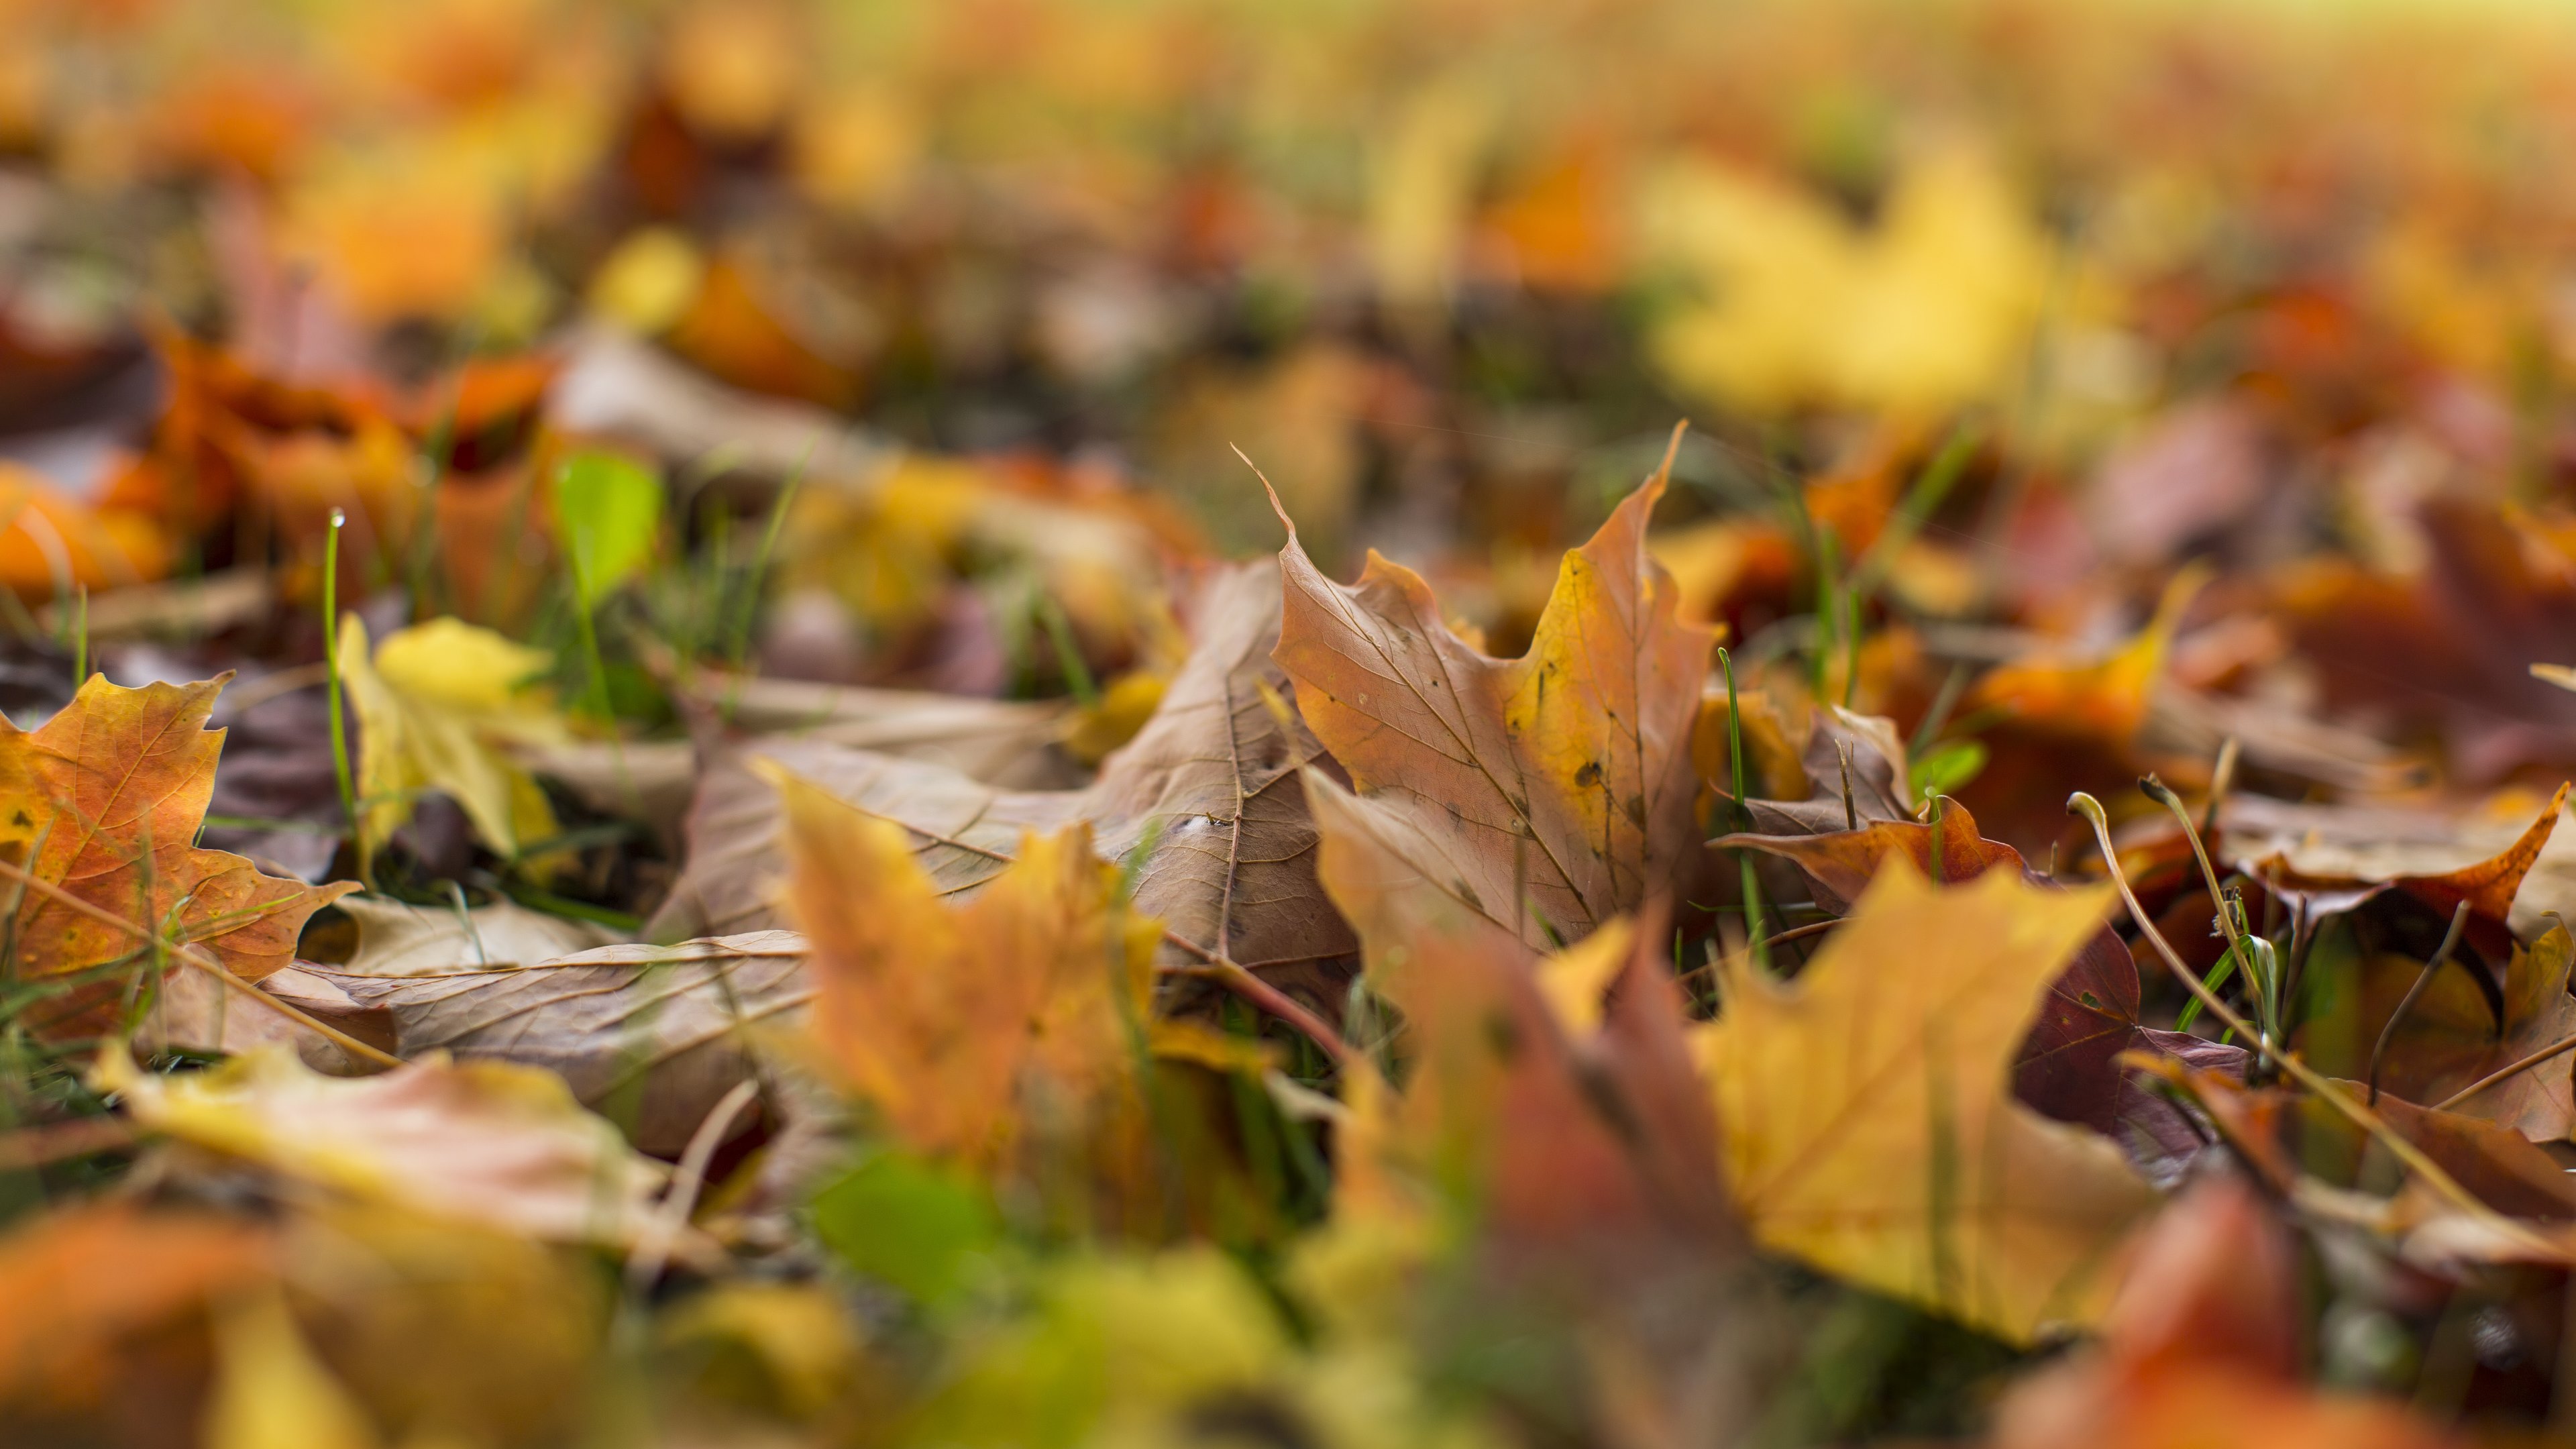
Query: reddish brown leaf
[[1273, 463, 1715, 947]]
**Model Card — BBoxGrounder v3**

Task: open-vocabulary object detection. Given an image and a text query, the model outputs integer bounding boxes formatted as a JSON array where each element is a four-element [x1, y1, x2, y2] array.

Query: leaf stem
[[323, 511, 360, 879], [1719, 645, 1768, 972]]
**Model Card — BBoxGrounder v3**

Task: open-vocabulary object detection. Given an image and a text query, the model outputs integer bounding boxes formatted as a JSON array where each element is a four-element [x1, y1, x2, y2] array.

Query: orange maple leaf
[[0, 676, 357, 1036]]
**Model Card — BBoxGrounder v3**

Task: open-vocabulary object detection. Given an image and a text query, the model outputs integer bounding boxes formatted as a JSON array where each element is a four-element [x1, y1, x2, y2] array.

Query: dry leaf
[[1993, 1173, 2458, 1449], [1699, 858, 2154, 1342], [315, 932, 810, 1157], [335, 615, 572, 865], [1273, 464, 1713, 949], [0, 674, 357, 1036], [100, 1046, 667, 1246], [773, 777, 1161, 1171], [652, 562, 1356, 997], [2351, 920, 2576, 1140], [323, 894, 619, 976], [1716, 795, 2246, 1138]]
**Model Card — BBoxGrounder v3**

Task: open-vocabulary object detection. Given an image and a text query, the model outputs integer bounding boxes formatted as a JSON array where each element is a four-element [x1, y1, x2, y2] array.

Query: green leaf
[[808, 1152, 998, 1306], [1908, 738, 1987, 799], [551, 451, 663, 609]]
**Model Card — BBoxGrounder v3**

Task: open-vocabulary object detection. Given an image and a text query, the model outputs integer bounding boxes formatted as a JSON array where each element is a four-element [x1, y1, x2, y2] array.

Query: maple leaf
[[334, 615, 572, 866], [1271, 451, 1714, 949], [1639, 146, 2052, 417], [2247, 782, 2568, 965], [0, 675, 356, 1036], [653, 561, 1357, 998], [1994, 1173, 2459, 1449], [773, 769, 1171, 1173], [1699, 857, 2155, 1343], [1715, 796, 2245, 1138]]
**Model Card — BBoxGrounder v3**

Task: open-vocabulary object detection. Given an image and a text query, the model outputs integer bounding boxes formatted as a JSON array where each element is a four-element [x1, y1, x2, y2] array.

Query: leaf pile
[[12, 3, 2576, 1447]]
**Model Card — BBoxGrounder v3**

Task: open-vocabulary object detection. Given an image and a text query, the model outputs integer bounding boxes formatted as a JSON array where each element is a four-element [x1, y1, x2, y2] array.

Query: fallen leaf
[[2350, 920, 2576, 1141], [335, 614, 572, 865], [773, 775, 1155, 1171], [0, 462, 170, 598], [1992, 1173, 2458, 1449], [1640, 146, 2052, 417], [99, 1045, 667, 1246], [2247, 782, 2569, 965], [0, 674, 357, 1036], [521, 672, 1075, 837], [1272, 460, 1713, 949], [321, 893, 620, 976], [315, 932, 810, 1157], [651, 562, 1356, 998], [1699, 857, 2154, 1343], [0, 1201, 272, 1411], [1715, 796, 2246, 1139]]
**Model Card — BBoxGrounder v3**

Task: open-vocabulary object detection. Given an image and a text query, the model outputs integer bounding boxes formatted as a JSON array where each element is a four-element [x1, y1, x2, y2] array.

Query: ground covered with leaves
[[13, 1, 2576, 1446]]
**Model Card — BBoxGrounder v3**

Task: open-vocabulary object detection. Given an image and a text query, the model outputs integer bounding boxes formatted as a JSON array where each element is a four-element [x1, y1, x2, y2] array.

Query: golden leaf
[[0, 675, 356, 1036], [1699, 858, 2153, 1342]]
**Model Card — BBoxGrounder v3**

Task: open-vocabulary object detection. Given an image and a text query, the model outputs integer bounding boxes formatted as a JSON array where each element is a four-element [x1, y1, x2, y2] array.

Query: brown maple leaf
[[1994, 1173, 2459, 1449], [0, 676, 356, 1037], [1271, 439, 1715, 948], [648, 561, 1357, 1003]]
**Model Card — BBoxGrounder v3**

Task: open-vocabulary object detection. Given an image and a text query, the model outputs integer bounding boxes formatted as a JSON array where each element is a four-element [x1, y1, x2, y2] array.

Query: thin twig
[[0, 1114, 137, 1170], [1837, 741, 1857, 831], [2069, 793, 2545, 1247], [1164, 932, 1354, 1069], [0, 856, 402, 1071], [1756, 918, 1841, 953], [2201, 735, 2239, 841], [2433, 1032, 2576, 1114], [2370, 900, 2472, 1106], [627, 1077, 760, 1293]]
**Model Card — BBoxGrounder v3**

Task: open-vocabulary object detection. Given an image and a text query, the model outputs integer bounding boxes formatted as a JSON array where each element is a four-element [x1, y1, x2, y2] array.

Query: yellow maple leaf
[[335, 614, 570, 867], [771, 769, 1168, 1173], [1642, 146, 2051, 417], [1699, 857, 2153, 1343]]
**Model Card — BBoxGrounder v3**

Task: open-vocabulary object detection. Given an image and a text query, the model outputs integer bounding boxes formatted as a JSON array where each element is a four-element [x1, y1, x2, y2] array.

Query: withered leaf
[[1715, 796, 2246, 1139], [313, 932, 811, 1158], [2242, 782, 2569, 963], [100, 1046, 669, 1246], [2357, 920, 2576, 1141], [775, 773, 1195, 1174], [1272, 464, 1713, 947], [1700, 858, 2154, 1343], [1994, 1174, 2457, 1449], [650, 561, 1356, 996], [0, 675, 356, 1035]]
